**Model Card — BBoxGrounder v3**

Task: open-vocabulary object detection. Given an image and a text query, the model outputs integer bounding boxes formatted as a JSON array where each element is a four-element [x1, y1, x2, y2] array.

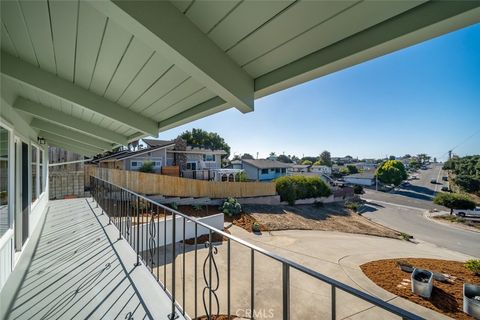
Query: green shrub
[[138, 161, 155, 173], [275, 176, 331, 205], [345, 202, 358, 212], [353, 185, 364, 194], [170, 202, 178, 210], [465, 259, 480, 275], [220, 197, 242, 217], [400, 232, 413, 241], [235, 171, 248, 182], [252, 222, 261, 232]]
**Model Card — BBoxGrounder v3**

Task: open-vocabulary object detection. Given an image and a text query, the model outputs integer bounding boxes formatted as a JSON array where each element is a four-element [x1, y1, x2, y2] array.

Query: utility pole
[[448, 150, 452, 160]]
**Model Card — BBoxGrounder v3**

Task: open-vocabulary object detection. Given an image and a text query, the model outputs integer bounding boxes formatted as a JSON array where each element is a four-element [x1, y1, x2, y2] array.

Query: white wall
[[344, 177, 374, 186], [131, 213, 224, 250], [0, 97, 49, 291]]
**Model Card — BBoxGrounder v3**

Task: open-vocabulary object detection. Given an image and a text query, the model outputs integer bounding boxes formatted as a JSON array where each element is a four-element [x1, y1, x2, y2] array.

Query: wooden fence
[[84, 166, 277, 198]]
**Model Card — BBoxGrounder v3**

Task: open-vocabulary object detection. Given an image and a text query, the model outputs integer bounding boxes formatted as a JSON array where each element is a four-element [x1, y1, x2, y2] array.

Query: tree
[[301, 160, 313, 165], [389, 155, 396, 160], [291, 155, 300, 164], [178, 128, 230, 158], [417, 153, 430, 164], [339, 167, 349, 175], [346, 164, 359, 174], [455, 175, 480, 194], [277, 154, 293, 163], [301, 156, 317, 163], [241, 153, 254, 160], [375, 160, 408, 186], [409, 159, 420, 170], [433, 193, 476, 215], [318, 150, 332, 167]]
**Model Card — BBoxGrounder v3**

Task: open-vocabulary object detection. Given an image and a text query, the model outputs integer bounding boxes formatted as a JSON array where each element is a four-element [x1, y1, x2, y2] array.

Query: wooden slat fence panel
[[85, 166, 276, 198]]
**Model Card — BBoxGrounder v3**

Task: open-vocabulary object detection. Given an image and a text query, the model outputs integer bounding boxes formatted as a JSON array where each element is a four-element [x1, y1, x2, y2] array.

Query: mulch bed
[[361, 258, 480, 319]]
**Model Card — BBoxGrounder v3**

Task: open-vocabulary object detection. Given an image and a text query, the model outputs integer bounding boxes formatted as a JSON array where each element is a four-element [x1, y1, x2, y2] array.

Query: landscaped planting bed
[[361, 258, 480, 319]]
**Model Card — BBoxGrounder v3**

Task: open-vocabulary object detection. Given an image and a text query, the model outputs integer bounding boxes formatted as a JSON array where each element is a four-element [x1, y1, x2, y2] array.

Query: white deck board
[[2, 198, 184, 320]]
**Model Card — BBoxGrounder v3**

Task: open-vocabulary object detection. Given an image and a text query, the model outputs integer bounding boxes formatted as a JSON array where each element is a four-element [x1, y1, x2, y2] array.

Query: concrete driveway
[[152, 226, 472, 319]]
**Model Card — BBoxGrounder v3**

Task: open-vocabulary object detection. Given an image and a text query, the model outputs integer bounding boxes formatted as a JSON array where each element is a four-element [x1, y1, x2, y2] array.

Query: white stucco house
[[344, 172, 376, 186], [310, 165, 332, 176]]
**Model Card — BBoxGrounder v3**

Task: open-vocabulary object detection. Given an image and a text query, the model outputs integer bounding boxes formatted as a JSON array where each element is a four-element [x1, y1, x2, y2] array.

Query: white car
[[454, 207, 480, 218]]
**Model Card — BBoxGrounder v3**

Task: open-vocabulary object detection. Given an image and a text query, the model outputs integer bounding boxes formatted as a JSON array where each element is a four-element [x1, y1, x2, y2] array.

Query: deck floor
[[3, 198, 183, 320]]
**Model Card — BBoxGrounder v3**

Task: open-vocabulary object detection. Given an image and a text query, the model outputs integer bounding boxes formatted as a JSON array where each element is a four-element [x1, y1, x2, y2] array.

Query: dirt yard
[[242, 203, 401, 239], [361, 258, 480, 319], [158, 203, 401, 239]]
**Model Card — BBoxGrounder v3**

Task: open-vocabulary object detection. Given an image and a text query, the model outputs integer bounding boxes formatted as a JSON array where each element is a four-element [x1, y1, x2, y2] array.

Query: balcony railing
[[90, 176, 423, 320]]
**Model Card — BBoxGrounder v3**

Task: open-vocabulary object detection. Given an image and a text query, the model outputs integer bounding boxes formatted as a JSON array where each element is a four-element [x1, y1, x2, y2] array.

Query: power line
[[450, 127, 480, 152]]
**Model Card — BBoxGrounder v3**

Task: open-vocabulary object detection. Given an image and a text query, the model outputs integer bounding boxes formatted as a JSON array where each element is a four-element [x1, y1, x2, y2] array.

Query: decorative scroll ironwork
[[148, 210, 156, 267], [202, 241, 220, 318]]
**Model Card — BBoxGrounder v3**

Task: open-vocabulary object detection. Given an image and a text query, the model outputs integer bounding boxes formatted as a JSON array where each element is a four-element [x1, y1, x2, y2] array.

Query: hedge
[[275, 176, 331, 205]]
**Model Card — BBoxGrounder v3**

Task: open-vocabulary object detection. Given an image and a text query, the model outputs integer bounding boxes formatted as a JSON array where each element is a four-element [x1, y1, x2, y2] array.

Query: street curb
[[423, 211, 480, 234]]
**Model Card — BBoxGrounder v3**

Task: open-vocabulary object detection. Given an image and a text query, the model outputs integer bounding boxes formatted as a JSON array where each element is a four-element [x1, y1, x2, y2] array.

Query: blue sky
[[157, 24, 480, 161]]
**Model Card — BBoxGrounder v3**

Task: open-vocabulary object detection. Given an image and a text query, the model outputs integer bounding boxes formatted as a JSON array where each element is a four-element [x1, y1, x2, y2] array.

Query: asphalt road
[[361, 164, 479, 256]]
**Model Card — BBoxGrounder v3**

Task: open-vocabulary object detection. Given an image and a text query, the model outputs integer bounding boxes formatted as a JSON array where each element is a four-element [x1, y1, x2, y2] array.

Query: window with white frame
[[154, 161, 162, 167], [203, 154, 215, 162], [31, 145, 38, 203], [0, 125, 10, 237], [40, 149, 44, 194], [131, 161, 143, 168]]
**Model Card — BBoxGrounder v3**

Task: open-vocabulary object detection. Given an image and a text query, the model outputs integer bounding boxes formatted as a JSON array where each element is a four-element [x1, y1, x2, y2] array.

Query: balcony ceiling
[[1, 0, 479, 156]]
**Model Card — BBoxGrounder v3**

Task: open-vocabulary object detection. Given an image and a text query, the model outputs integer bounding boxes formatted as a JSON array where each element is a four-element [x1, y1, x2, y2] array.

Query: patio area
[[0, 198, 184, 320]]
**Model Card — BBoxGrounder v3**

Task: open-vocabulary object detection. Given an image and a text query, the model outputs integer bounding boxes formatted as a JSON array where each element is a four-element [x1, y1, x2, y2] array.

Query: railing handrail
[[91, 175, 423, 320]]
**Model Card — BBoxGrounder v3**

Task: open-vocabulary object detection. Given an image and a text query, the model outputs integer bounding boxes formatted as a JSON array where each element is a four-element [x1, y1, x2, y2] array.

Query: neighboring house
[[241, 159, 290, 181], [344, 172, 376, 186], [231, 159, 243, 170], [91, 139, 227, 179], [288, 164, 310, 173], [353, 162, 377, 171], [310, 165, 332, 176]]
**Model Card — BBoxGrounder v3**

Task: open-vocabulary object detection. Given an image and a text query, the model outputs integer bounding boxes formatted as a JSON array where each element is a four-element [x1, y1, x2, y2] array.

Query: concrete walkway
[[231, 227, 473, 320], [0, 198, 184, 320]]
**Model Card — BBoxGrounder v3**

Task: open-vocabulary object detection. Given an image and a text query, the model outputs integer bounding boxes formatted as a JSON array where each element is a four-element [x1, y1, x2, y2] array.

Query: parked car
[[442, 176, 448, 181], [430, 179, 436, 184], [454, 207, 480, 218], [441, 186, 450, 192]]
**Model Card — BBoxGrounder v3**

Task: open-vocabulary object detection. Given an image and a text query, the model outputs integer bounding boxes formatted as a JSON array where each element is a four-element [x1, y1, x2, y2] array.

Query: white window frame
[[153, 160, 162, 168], [0, 120, 13, 241], [30, 142, 44, 211], [131, 160, 143, 168], [39, 148, 45, 195], [203, 154, 215, 162]]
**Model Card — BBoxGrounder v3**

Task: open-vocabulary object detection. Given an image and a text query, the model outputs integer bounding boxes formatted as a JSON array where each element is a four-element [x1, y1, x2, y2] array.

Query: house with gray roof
[[241, 159, 290, 181], [344, 171, 376, 186], [91, 139, 226, 178]]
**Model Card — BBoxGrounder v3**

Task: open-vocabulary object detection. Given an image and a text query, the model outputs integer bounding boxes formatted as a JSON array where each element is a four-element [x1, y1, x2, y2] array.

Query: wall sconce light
[[37, 137, 46, 145]]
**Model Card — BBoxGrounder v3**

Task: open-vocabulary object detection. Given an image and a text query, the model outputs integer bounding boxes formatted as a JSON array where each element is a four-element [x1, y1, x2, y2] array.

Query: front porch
[[0, 198, 183, 320]]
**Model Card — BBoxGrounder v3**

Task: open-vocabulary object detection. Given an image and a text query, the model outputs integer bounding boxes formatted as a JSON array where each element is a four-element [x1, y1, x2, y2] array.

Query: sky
[[156, 24, 480, 161]]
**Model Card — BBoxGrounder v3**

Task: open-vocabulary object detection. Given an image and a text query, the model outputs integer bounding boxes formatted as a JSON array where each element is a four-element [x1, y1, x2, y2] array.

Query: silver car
[[454, 207, 480, 218]]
